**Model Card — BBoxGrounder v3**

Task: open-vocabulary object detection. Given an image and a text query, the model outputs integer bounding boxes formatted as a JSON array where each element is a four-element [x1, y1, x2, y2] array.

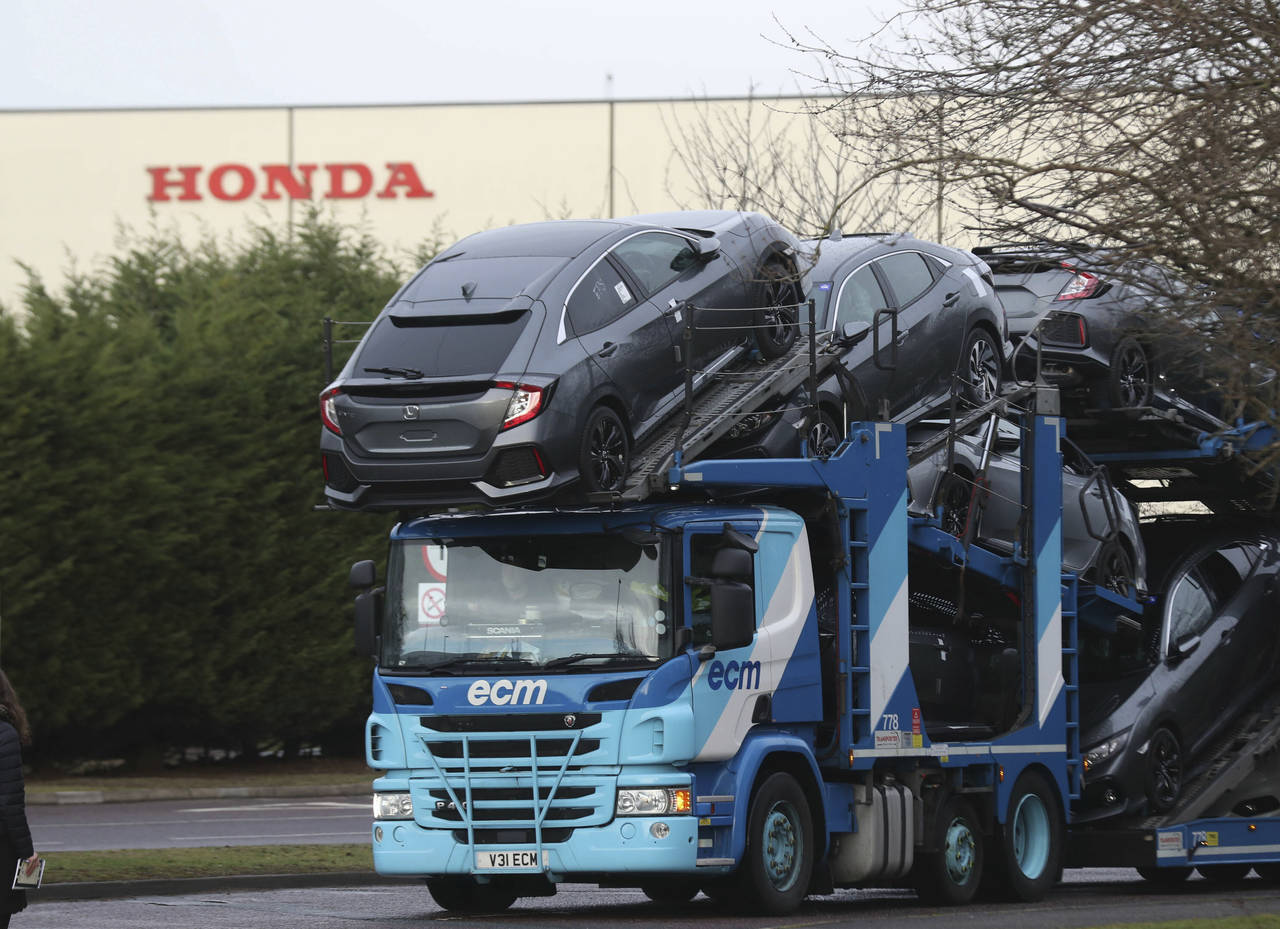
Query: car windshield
[[380, 533, 674, 671]]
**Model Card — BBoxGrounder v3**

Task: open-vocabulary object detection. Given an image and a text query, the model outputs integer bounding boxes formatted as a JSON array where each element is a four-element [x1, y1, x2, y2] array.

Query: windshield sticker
[[615, 281, 633, 304], [418, 582, 446, 626]]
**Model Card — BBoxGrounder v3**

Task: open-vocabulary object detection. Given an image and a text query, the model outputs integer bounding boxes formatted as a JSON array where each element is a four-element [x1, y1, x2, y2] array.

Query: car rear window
[[399, 257, 564, 302], [356, 310, 531, 378]]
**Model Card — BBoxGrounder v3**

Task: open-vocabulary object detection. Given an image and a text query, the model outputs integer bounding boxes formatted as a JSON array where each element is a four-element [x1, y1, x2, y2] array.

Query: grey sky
[[1, 0, 895, 110]]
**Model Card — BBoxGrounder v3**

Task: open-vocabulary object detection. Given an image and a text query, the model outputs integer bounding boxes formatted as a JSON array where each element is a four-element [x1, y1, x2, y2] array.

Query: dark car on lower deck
[[320, 211, 804, 510], [1077, 519, 1280, 823]]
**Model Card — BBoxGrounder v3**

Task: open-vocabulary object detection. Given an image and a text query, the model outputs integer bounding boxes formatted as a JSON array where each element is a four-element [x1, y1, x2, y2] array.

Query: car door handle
[[597, 342, 619, 357], [942, 291, 960, 308]]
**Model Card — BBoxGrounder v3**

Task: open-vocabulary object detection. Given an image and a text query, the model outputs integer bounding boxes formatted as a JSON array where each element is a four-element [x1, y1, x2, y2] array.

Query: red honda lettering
[[208, 164, 255, 201], [147, 166, 202, 202], [324, 163, 373, 199], [376, 162, 434, 199], [261, 163, 317, 200]]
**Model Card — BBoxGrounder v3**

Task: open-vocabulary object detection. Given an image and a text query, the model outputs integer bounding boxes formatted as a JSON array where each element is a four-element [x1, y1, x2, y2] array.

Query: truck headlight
[[374, 791, 414, 820], [1082, 730, 1129, 774], [616, 788, 691, 816]]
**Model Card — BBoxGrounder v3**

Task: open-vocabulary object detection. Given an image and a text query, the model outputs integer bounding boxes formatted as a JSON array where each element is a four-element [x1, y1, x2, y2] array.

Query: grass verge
[[45, 843, 372, 884], [28, 758, 372, 799]]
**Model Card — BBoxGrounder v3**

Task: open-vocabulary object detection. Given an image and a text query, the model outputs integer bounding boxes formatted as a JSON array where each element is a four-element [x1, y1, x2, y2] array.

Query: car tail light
[[495, 382, 546, 430], [1055, 263, 1103, 300], [320, 387, 343, 435]]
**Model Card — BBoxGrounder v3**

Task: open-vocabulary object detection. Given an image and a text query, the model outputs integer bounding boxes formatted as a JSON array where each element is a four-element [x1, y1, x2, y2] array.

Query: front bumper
[[372, 815, 701, 878]]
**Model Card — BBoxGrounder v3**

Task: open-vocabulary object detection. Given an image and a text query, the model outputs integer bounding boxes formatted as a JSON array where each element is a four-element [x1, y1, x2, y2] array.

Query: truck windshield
[[381, 533, 674, 672]]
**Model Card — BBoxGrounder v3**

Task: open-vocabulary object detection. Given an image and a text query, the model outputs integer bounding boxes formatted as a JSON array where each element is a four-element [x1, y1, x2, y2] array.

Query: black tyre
[[1136, 865, 1193, 885], [807, 410, 842, 457], [1196, 864, 1252, 883], [1108, 336, 1153, 408], [579, 406, 629, 494], [913, 795, 984, 905], [988, 770, 1064, 902], [425, 877, 518, 913], [1096, 540, 1138, 600], [961, 327, 1003, 405], [641, 879, 701, 904], [937, 470, 973, 540], [1146, 727, 1182, 814], [754, 263, 801, 359], [735, 772, 813, 915]]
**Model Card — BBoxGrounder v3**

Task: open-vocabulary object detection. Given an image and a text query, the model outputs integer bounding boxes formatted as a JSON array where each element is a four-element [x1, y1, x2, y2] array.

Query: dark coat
[[0, 720, 32, 916]]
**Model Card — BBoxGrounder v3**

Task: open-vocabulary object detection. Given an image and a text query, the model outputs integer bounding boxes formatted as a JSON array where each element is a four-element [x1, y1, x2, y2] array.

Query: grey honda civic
[[320, 211, 804, 510]]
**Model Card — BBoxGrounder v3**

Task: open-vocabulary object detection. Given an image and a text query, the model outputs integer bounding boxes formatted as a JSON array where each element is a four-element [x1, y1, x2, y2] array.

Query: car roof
[[803, 233, 956, 279], [438, 220, 625, 260]]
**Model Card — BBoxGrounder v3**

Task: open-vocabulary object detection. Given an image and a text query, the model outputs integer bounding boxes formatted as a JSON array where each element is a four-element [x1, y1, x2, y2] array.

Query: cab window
[[834, 265, 888, 328], [612, 233, 697, 297], [878, 252, 936, 306], [566, 259, 636, 335], [687, 533, 755, 645]]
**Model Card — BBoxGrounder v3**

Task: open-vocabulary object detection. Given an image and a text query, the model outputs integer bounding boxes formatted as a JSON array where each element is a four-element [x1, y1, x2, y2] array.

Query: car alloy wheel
[[1096, 541, 1137, 600], [580, 406, 630, 494], [807, 411, 841, 457], [1109, 337, 1153, 408], [1146, 727, 1182, 814], [964, 329, 1002, 404]]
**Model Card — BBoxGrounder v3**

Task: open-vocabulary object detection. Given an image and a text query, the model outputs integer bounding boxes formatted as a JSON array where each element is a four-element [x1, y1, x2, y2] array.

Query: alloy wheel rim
[[1117, 345, 1150, 406], [589, 418, 626, 490], [762, 801, 801, 891], [809, 418, 837, 454], [968, 337, 1000, 400], [1152, 734, 1182, 807]]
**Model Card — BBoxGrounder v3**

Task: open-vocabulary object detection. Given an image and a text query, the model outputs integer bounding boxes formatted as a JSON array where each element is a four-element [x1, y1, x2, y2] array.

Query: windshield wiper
[[543, 652, 652, 669], [364, 365, 425, 379], [420, 655, 537, 675]]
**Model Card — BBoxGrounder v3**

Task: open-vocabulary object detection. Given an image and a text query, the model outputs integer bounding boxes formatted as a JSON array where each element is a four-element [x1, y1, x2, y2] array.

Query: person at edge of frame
[[0, 671, 38, 929]]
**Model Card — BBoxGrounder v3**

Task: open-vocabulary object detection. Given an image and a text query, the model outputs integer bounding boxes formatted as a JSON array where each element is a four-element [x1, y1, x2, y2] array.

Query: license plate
[[474, 849, 542, 871]]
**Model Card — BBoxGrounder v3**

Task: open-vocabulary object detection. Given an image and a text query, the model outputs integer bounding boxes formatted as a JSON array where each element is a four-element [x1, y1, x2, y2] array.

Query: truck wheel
[[913, 795, 984, 905], [579, 406, 629, 494], [1196, 864, 1252, 883], [961, 327, 1002, 405], [1145, 727, 1182, 814], [641, 879, 700, 904], [1136, 865, 1192, 885], [735, 772, 813, 915], [988, 770, 1063, 902], [1108, 336, 1153, 408], [754, 263, 801, 359], [425, 877, 518, 913]]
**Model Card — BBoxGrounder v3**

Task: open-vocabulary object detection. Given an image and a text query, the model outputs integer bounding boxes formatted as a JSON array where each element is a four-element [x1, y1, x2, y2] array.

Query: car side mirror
[[1170, 633, 1201, 660], [695, 236, 721, 261], [354, 587, 383, 658], [710, 581, 754, 651], [349, 559, 376, 589], [842, 321, 871, 345]]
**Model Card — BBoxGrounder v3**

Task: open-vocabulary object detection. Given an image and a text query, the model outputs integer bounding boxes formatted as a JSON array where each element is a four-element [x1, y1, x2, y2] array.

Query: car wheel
[[1145, 727, 1182, 814], [807, 410, 842, 456], [961, 327, 1002, 405], [1096, 540, 1138, 600], [986, 770, 1064, 902], [579, 406, 630, 494], [641, 879, 701, 904], [426, 877, 518, 913], [913, 795, 984, 905], [754, 263, 801, 360], [734, 772, 813, 915], [1108, 336, 1153, 408], [1196, 864, 1253, 883], [937, 470, 973, 540], [1136, 865, 1193, 885]]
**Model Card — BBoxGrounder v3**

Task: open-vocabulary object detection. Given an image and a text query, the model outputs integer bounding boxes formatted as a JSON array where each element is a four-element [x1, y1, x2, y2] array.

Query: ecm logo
[[467, 679, 548, 706], [706, 660, 761, 692]]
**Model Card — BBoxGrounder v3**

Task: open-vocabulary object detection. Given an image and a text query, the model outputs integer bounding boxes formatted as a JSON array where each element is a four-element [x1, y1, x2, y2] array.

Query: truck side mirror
[[349, 559, 376, 589], [354, 587, 383, 658], [710, 581, 755, 651]]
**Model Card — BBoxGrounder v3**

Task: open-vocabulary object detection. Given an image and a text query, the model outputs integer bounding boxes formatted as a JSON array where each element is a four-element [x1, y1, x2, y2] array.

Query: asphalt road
[[29, 798, 370, 851], [18, 871, 1280, 928]]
